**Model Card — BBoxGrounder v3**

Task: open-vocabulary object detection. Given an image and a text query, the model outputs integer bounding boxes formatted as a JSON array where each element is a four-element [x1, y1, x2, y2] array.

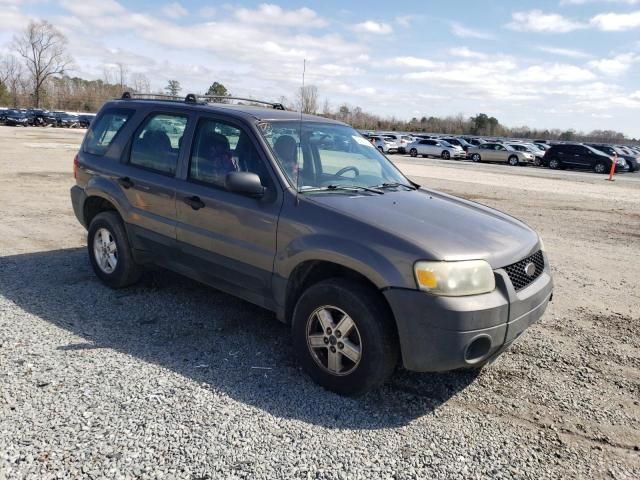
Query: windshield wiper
[[372, 182, 416, 190], [304, 184, 384, 194]]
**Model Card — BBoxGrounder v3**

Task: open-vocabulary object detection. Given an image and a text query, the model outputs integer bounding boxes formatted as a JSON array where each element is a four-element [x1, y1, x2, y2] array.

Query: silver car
[[508, 143, 544, 166], [469, 143, 534, 165], [408, 138, 466, 160], [382, 133, 415, 154]]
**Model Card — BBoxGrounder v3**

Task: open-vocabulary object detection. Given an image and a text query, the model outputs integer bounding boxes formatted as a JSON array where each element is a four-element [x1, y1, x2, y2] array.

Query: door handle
[[183, 195, 205, 210], [117, 176, 134, 189]]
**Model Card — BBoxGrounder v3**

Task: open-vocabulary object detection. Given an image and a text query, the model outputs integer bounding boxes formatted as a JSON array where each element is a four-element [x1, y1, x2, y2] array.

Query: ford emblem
[[524, 262, 536, 277]]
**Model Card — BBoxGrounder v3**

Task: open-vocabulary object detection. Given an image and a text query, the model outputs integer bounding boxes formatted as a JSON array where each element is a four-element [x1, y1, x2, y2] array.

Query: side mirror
[[225, 171, 265, 198]]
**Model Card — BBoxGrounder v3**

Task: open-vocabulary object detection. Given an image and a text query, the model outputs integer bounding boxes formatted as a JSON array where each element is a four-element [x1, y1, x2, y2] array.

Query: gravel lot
[[1, 126, 638, 479]]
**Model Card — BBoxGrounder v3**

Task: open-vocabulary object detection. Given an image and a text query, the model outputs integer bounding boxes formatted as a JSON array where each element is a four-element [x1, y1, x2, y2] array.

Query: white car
[[408, 138, 466, 160], [382, 133, 415, 154], [369, 136, 399, 154]]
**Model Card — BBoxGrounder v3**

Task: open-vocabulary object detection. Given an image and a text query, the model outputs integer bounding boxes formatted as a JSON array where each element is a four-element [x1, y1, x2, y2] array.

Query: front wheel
[[548, 158, 561, 169], [508, 155, 520, 166], [533, 157, 542, 167], [441, 150, 451, 160], [410, 148, 417, 157], [88, 211, 142, 288], [471, 153, 481, 162], [594, 162, 607, 174], [292, 279, 399, 396]]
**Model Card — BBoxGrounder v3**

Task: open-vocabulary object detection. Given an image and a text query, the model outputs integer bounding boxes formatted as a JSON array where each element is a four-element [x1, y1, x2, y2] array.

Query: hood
[[308, 188, 540, 268]]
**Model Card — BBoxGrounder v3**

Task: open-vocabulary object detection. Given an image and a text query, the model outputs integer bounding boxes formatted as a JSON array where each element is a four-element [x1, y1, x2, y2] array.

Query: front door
[[174, 116, 283, 308]]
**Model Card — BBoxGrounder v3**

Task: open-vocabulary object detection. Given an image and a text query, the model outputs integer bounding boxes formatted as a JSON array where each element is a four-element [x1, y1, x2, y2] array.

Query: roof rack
[[120, 92, 285, 110]]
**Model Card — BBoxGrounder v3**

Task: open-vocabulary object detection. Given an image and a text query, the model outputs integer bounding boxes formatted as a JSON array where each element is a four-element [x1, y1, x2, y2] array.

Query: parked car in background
[[4, 109, 29, 127], [542, 144, 627, 173], [466, 138, 487, 146], [78, 114, 96, 128], [508, 143, 545, 166], [368, 135, 399, 154], [440, 137, 474, 156], [468, 143, 534, 166], [408, 138, 466, 159], [587, 144, 638, 172], [382, 133, 414, 154]]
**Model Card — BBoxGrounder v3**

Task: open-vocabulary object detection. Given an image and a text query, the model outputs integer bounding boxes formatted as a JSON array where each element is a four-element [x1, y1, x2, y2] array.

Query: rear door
[[117, 111, 190, 256], [173, 115, 283, 308]]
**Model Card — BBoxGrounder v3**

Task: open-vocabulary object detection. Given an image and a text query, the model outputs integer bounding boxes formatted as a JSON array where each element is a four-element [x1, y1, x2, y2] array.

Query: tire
[[548, 158, 561, 170], [533, 157, 542, 167], [292, 278, 399, 396], [441, 150, 451, 160], [508, 155, 519, 166], [594, 162, 607, 174], [410, 148, 417, 157], [88, 211, 142, 288], [471, 153, 481, 162]]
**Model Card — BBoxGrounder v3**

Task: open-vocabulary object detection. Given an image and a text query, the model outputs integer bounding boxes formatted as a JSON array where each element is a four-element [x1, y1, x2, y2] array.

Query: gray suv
[[70, 93, 553, 395]]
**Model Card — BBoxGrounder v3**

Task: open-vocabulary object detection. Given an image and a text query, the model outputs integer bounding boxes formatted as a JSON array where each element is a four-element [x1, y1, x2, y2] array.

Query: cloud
[[450, 22, 492, 39], [234, 4, 327, 28], [536, 45, 591, 58], [448, 47, 487, 59], [58, 0, 125, 18], [561, 0, 640, 5], [352, 21, 393, 34], [161, 3, 188, 19], [507, 10, 586, 32], [590, 10, 640, 30], [198, 7, 216, 18], [394, 15, 413, 27], [390, 56, 441, 68], [588, 53, 638, 75]]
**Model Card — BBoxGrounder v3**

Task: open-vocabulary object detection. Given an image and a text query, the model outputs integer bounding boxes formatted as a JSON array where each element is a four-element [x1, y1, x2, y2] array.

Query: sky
[[1, 0, 640, 137]]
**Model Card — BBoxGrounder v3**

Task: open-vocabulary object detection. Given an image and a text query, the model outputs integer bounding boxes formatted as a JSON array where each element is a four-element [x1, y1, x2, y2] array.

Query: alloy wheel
[[306, 306, 362, 376], [93, 227, 118, 274]]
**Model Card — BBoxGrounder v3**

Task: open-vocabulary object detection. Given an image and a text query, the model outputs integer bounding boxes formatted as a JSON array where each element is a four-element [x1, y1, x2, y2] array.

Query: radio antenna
[[295, 59, 306, 205]]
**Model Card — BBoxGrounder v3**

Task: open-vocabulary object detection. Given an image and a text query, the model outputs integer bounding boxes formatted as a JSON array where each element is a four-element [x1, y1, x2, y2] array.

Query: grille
[[504, 250, 545, 291]]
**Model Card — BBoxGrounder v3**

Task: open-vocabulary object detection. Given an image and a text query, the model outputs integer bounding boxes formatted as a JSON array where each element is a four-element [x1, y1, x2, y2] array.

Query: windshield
[[258, 121, 411, 191]]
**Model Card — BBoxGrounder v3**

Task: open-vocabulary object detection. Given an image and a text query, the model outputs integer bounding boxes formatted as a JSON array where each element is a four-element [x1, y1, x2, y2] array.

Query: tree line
[[0, 21, 635, 144]]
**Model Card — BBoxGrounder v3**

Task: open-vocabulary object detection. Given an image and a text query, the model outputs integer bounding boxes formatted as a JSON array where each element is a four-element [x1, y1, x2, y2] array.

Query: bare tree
[[12, 20, 72, 107], [0, 55, 25, 107], [115, 62, 128, 92], [297, 85, 318, 114], [131, 73, 150, 93]]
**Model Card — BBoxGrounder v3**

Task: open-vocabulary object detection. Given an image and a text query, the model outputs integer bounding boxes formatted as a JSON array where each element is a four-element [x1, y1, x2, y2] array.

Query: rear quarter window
[[83, 109, 134, 155]]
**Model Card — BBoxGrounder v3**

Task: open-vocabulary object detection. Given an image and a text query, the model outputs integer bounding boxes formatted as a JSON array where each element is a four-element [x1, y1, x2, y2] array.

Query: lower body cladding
[[384, 267, 553, 371]]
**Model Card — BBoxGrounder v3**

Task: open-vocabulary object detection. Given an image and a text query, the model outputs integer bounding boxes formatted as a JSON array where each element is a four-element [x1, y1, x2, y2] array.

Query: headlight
[[414, 260, 495, 296]]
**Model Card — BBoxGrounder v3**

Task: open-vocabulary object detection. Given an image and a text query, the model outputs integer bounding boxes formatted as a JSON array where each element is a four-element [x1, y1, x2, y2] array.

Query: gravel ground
[[1, 126, 639, 479]]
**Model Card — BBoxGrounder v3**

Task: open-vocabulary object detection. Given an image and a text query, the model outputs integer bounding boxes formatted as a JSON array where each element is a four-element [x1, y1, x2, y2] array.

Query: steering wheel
[[334, 166, 360, 178]]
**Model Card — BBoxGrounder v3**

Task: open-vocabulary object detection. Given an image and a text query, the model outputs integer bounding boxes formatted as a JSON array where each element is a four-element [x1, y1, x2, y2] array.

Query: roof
[[108, 98, 346, 125]]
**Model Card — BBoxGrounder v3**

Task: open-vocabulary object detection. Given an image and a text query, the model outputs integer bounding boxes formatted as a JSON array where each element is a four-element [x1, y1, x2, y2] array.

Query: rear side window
[[83, 109, 133, 155], [129, 113, 188, 175]]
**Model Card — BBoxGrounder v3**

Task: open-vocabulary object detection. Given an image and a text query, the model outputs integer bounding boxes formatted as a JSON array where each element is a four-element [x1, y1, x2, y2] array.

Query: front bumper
[[383, 263, 553, 371]]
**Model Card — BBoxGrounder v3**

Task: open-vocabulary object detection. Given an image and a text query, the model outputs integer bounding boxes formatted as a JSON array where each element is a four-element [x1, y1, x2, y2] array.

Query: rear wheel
[[292, 278, 398, 396], [594, 161, 607, 174], [508, 155, 519, 166], [410, 148, 417, 157], [88, 211, 142, 288], [441, 150, 451, 160]]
